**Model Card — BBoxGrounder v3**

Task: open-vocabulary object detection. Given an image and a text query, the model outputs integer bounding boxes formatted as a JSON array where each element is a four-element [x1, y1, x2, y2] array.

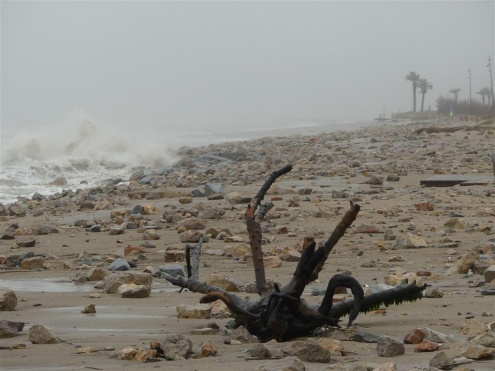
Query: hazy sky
[[1, 1, 494, 139]]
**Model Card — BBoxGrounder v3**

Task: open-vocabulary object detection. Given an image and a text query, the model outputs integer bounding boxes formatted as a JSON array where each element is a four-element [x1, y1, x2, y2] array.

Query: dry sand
[[1, 118, 494, 371]]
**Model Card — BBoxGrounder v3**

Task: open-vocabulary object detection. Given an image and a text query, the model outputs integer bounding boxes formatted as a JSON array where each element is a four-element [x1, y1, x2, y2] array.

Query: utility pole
[[468, 68, 472, 114], [488, 56, 495, 116]]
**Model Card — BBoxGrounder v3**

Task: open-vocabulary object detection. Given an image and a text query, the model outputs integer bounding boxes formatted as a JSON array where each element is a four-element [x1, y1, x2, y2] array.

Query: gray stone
[[255, 356, 305, 371], [29, 324, 59, 344], [159, 333, 193, 360], [0, 320, 24, 338], [129, 204, 144, 215], [351, 330, 380, 343], [230, 325, 259, 343], [283, 339, 331, 363], [108, 258, 130, 271], [376, 336, 405, 357], [0, 289, 18, 311], [159, 263, 186, 278], [204, 183, 227, 197]]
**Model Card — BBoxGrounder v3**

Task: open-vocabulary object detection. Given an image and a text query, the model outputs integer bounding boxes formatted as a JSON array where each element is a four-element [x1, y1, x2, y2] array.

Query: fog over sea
[[0, 118, 373, 205]]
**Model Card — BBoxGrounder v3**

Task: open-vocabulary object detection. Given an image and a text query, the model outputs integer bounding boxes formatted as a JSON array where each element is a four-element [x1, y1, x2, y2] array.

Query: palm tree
[[418, 78, 433, 112], [449, 88, 460, 103], [405, 71, 421, 112], [477, 87, 491, 106]]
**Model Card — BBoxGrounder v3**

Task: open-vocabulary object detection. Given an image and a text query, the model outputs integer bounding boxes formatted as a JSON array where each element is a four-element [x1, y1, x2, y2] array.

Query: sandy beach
[[1, 118, 494, 371]]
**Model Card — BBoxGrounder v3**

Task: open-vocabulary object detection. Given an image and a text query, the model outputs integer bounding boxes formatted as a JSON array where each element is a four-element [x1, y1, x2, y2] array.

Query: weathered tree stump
[[163, 164, 426, 342]]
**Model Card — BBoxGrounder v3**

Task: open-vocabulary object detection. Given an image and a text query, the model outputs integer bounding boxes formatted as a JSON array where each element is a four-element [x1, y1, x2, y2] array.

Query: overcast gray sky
[[1, 1, 494, 139]]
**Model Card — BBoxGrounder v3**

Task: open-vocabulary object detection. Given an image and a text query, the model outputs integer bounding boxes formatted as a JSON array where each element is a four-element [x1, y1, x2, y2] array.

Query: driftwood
[[163, 165, 426, 342]]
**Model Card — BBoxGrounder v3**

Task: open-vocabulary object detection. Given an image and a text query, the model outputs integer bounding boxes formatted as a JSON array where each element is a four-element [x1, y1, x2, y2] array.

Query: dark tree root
[[164, 165, 427, 342]]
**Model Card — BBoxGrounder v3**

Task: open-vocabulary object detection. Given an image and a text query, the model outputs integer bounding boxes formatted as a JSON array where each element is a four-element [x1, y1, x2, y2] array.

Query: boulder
[[103, 272, 152, 294], [376, 336, 405, 357], [118, 283, 151, 298], [0, 320, 24, 338], [29, 324, 59, 344], [0, 289, 18, 311], [159, 333, 193, 360]]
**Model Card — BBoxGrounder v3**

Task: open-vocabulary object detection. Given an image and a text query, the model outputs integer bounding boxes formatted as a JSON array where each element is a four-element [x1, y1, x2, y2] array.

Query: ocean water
[[0, 118, 371, 205]]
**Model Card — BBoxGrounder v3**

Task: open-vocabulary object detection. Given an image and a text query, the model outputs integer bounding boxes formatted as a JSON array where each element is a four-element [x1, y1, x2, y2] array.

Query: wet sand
[[1, 117, 494, 371]]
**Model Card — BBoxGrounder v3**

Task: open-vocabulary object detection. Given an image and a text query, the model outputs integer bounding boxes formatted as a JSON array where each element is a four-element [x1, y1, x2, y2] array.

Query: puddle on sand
[[0, 278, 180, 293], [0, 278, 94, 293]]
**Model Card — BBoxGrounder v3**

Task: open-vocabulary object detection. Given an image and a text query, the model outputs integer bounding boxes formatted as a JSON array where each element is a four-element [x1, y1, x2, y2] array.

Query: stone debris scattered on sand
[[0, 118, 494, 370]]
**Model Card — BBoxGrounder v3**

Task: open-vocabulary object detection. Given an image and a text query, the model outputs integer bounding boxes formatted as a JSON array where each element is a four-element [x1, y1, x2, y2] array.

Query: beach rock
[[210, 300, 231, 318], [393, 233, 427, 249], [224, 243, 251, 257], [81, 303, 96, 314], [29, 324, 59, 344], [446, 252, 478, 275], [204, 183, 226, 197], [179, 217, 206, 231], [225, 191, 251, 204], [460, 318, 489, 337], [403, 328, 427, 344], [444, 218, 464, 229], [315, 337, 345, 356], [0, 320, 24, 338], [414, 340, 440, 352], [15, 238, 36, 247], [103, 272, 152, 294], [176, 304, 211, 319], [1, 227, 16, 240], [143, 230, 160, 240], [117, 346, 137, 360], [202, 208, 225, 219], [164, 249, 185, 262], [86, 267, 107, 281], [108, 258, 131, 271], [159, 333, 193, 360], [205, 274, 241, 292], [230, 325, 259, 343], [483, 265, 495, 283], [196, 340, 217, 358], [376, 336, 405, 357], [124, 245, 146, 256], [134, 348, 157, 362], [248, 343, 271, 358], [424, 287, 444, 298], [469, 332, 495, 348], [283, 339, 331, 363], [373, 362, 397, 371], [419, 328, 456, 344], [20, 256, 44, 270], [118, 283, 151, 298], [448, 342, 495, 359], [366, 175, 384, 185], [256, 356, 305, 371], [0, 289, 18, 311], [351, 330, 380, 343], [159, 263, 186, 278], [179, 230, 208, 243]]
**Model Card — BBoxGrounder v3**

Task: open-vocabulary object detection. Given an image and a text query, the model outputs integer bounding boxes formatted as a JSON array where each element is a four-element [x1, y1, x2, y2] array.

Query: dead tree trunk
[[163, 165, 426, 342]]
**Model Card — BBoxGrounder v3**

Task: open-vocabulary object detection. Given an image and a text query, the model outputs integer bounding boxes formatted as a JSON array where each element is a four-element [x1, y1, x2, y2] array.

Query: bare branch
[[246, 164, 292, 296]]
